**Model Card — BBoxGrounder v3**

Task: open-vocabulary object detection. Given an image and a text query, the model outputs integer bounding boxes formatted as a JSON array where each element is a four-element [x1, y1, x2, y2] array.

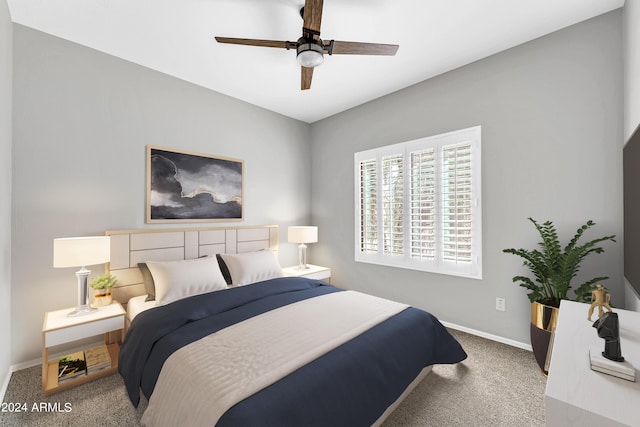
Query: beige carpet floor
[[1, 329, 545, 426], [382, 329, 546, 426]]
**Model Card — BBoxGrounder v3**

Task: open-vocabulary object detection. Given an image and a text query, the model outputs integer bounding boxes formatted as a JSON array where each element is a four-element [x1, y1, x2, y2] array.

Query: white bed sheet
[[126, 295, 156, 322]]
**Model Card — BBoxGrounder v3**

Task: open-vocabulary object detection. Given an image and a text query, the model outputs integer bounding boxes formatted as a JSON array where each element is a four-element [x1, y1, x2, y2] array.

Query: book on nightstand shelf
[[84, 344, 112, 374], [57, 351, 87, 383]]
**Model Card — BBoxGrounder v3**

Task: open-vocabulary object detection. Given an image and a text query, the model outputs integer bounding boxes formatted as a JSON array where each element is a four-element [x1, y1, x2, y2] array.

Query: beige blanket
[[141, 290, 408, 427]]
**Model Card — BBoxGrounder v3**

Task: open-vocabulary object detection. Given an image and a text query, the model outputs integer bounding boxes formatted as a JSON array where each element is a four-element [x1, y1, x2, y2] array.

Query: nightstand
[[42, 302, 125, 395], [282, 264, 331, 283]]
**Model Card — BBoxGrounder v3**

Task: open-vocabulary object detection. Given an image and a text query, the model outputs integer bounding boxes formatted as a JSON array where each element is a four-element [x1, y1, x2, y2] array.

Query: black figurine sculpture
[[592, 312, 625, 362]]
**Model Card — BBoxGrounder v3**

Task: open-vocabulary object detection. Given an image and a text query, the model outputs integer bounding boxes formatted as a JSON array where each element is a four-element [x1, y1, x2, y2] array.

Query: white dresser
[[545, 300, 640, 426]]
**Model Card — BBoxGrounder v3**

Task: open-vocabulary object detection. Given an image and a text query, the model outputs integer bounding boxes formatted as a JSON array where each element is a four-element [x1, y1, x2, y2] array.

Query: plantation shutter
[[358, 159, 378, 254], [410, 148, 436, 260], [441, 143, 473, 263], [382, 154, 404, 255]]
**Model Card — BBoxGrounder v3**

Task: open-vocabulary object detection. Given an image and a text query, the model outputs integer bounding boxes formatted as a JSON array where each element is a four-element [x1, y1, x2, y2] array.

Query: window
[[354, 126, 482, 279]]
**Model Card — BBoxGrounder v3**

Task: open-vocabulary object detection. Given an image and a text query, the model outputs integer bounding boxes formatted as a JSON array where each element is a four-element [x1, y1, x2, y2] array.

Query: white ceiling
[[7, 0, 624, 123]]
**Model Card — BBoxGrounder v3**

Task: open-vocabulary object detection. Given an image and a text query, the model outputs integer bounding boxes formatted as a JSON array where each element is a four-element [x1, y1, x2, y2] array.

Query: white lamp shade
[[53, 236, 111, 268], [288, 226, 318, 244]]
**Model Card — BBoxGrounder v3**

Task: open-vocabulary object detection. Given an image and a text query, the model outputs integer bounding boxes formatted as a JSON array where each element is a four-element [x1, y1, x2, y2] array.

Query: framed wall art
[[146, 145, 244, 223]]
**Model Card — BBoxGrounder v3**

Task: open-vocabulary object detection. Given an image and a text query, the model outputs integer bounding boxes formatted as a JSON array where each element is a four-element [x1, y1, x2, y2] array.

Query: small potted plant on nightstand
[[89, 274, 117, 307]]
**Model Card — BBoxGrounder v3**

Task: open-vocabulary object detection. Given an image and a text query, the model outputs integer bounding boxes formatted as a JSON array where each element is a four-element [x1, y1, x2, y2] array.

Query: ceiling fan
[[215, 0, 399, 90]]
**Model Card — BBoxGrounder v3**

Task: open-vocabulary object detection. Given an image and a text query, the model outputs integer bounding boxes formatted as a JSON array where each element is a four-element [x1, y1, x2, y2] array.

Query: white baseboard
[[441, 320, 533, 352], [11, 356, 42, 372]]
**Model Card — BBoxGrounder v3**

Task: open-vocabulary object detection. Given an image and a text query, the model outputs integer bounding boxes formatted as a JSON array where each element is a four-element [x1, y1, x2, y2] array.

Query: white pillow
[[219, 250, 283, 286], [146, 256, 228, 305]]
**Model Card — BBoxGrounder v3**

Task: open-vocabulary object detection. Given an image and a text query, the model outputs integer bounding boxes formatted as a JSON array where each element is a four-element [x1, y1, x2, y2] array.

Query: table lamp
[[53, 236, 111, 316], [288, 226, 318, 270]]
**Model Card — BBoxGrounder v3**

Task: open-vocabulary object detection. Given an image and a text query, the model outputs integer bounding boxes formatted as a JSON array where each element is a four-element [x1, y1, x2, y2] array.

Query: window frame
[[354, 126, 482, 279]]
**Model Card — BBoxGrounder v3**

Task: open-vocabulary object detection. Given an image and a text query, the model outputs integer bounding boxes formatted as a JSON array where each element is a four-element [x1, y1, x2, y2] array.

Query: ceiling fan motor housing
[[296, 37, 324, 68]]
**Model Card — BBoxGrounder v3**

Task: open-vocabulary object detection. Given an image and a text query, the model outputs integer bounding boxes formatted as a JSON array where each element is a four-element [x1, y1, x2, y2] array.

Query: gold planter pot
[[530, 301, 559, 375]]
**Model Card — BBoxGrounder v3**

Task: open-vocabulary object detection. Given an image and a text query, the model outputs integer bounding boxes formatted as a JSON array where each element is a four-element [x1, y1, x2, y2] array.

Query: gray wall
[[0, 0, 12, 387], [310, 11, 623, 345], [12, 25, 311, 363], [624, 0, 640, 142]]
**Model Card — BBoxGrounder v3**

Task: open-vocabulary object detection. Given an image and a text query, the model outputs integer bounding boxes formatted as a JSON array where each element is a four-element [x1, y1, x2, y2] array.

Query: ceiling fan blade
[[329, 41, 399, 56], [303, 0, 324, 35], [215, 37, 290, 49], [301, 66, 314, 90]]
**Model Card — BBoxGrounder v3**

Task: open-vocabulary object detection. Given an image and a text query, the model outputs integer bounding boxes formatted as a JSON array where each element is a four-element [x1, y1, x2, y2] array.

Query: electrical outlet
[[496, 298, 506, 312]]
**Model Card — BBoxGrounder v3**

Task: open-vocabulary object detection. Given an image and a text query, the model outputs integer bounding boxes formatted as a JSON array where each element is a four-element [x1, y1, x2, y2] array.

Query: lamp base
[[298, 243, 309, 270], [67, 266, 97, 317], [68, 305, 98, 317]]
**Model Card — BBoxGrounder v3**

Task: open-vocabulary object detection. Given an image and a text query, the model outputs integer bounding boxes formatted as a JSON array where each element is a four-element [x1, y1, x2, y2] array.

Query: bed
[[107, 226, 467, 426]]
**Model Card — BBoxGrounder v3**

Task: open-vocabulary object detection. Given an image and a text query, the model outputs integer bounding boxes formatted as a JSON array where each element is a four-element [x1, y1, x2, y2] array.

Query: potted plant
[[503, 218, 616, 373], [89, 274, 117, 307]]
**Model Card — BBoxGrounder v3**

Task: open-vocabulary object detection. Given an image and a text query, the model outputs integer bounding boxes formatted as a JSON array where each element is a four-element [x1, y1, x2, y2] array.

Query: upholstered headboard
[[105, 225, 279, 305]]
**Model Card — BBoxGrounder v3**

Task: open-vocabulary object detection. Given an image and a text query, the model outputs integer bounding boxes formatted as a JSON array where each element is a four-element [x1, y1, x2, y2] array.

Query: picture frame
[[146, 145, 244, 223]]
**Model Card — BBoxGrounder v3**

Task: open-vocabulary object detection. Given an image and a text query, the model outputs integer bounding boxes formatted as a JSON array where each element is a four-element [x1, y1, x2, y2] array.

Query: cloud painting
[[147, 146, 243, 222]]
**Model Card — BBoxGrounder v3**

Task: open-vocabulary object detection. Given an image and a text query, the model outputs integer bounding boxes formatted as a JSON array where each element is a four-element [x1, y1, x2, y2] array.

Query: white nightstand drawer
[[45, 315, 124, 347]]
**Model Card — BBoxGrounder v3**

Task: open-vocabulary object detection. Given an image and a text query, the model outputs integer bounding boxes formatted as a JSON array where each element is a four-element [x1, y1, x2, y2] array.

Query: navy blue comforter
[[119, 277, 466, 426]]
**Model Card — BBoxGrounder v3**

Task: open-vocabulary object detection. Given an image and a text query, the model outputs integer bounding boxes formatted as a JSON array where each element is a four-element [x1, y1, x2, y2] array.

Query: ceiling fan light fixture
[[296, 41, 324, 68]]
